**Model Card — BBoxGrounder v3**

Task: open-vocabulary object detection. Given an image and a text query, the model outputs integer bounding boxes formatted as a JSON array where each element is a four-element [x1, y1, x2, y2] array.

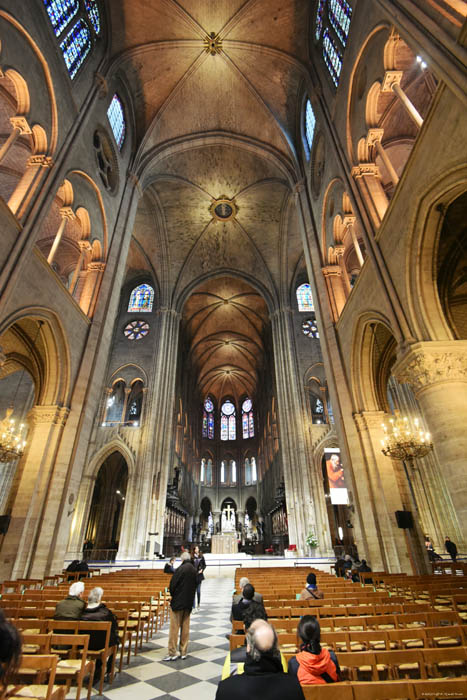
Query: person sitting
[[215, 620, 305, 700], [232, 584, 265, 622], [288, 615, 340, 685], [233, 577, 263, 605], [222, 602, 287, 679], [334, 556, 346, 577], [164, 557, 176, 574], [299, 573, 324, 600], [81, 587, 119, 678], [359, 559, 371, 572], [54, 581, 86, 619], [0, 609, 22, 692]]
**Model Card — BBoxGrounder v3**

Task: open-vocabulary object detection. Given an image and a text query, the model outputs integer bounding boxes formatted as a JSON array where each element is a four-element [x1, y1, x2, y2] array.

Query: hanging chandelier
[[0, 406, 26, 462], [381, 412, 433, 462]]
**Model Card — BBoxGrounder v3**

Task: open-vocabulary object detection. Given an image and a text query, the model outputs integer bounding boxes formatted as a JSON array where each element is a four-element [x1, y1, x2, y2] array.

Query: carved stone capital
[[354, 410, 386, 433], [392, 341, 467, 394], [78, 240, 92, 252], [343, 214, 356, 229], [27, 155, 53, 168], [88, 262, 106, 272], [28, 405, 70, 426], [322, 264, 342, 277], [10, 116, 32, 135], [381, 70, 403, 92], [351, 163, 380, 179], [59, 206, 75, 221], [366, 128, 385, 148]]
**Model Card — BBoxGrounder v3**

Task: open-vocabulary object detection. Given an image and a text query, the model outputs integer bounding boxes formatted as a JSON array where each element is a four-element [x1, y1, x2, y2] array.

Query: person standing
[[164, 551, 197, 661], [191, 545, 206, 613], [445, 537, 458, 562]]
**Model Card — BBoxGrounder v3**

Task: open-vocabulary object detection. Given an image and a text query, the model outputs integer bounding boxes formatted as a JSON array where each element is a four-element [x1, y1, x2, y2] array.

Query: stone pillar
[[0, 117, 31, 163], [270, 306, 323, 555], [8, 155, 53, 219], [119, 309, 181, 559], [47, 206, 75, 265], [381, 71, 424, 128], [367, 129, 400, 188], [0, 405, 69, 580], [344, 215, 364, 268], [351, 164, 389, 228], [79, 262, 106, 317], [322, 264, 347, 321], [392, 341, 467, 544]]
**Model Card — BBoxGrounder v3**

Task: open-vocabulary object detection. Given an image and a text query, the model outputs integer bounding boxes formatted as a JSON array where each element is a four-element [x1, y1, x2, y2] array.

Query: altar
[[211, 533, 238, 554]]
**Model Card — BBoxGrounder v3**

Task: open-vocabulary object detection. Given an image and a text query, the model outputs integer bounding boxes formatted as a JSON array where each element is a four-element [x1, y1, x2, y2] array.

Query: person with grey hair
[[81, 587, 119, 680], [54, 581, 86, 620], [232, 577, 263, 605], [164, 551, 197, 661], [215, 620, 305, 700]]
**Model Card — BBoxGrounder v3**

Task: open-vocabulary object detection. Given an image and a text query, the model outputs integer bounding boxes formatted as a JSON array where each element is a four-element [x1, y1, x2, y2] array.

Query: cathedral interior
[[0, 0, 466, 580]]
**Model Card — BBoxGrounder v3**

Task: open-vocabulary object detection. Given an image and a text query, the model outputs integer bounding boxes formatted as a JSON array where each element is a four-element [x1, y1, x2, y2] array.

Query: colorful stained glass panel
[[128, 284, 154, 312], [328, 0, 352, 46], [242, 413, 249, 439], [315, 0, 326, 40], [84, 0, 100, 34], [202, 412, 207, 438], [323, 28, 343, 87], [107, 94, 126, 149], [204, 398, 214, 413], [248, 412, 254, 437], [221, 415, 228, 441], [208, 414, 214, 439], [123, 320, 149, 340], [228, 415, 236, 440], [297, 283, 314, 311], [44, 0, 79, 37], [60, 19, 91, 79], [305, 99, 316, 152]]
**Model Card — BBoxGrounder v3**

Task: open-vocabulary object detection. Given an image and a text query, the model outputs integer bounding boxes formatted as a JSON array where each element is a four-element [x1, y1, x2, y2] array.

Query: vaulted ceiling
[[116, 0, 310, 400]]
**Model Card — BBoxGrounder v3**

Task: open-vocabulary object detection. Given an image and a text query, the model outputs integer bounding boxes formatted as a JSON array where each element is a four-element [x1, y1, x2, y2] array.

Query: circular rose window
[[124, 320, 149, 340], [302, 318, 319, 338]]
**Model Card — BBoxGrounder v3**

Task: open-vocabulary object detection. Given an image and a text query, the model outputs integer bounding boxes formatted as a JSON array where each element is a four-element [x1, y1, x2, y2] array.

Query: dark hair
[[243, 583, 255, 601], [306, 572, 317, 586], [242, 601, 268, 630], [297, 615, 321, 655], [0, 610, 22, 687]]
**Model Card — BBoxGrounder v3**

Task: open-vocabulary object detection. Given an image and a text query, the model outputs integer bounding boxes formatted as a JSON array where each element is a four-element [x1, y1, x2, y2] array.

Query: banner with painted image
[[324, 447, 348, 505]]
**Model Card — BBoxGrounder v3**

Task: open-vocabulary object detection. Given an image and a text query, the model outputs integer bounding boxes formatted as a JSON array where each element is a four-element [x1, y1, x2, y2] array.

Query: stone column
[[322, 264, 347, 321], [8, 154, 53, 219], [79, 262, 106, 317], [47, 206, 75, 265], [344, 215, 364, 268], [351, 163, 389, 228], [120, 309, 181, 559], [392, 341, 467, 544], [381, 71, 424, 128], [367, 129, 400, 188], [270, 306, 322, 555], [0, 117, 31, 163], [0, 405, 69, 580]]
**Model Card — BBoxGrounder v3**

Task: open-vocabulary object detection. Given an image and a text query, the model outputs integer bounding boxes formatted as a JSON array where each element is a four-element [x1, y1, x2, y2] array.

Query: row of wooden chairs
[[300, 678, 467, 700]]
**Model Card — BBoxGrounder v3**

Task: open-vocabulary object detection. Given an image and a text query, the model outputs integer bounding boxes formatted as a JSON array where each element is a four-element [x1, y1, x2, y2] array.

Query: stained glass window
[[302, 318, 319, 338], [84, 0, 100, 34], [107, 94, 126, 150], [297, 283, 314, 311], [323, 28, 343, 87], [123, 320, 149, 340], [316, 398, 324, 413], [305, 100, 316, 153], [315, 0, 326, 40], [328, 0, 352, 46], [203, 398, 214, 439], [221, 400, 236, 440], [242, 398, 254, 439], [60, 19, 92, 79], [44, 0, 79, 37], [128, 284, 154, 312], [221, 415, 228, 441]]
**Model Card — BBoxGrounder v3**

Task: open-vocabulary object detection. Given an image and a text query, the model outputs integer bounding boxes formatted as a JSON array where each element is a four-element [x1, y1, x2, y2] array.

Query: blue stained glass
[[242, 413, 249, 439], [44, 0, 79, 37], [128, 284, 154, 312], [84, 0, 100, 34], [323, 29, 343, 87], [107, 94, 126, 149], [60, 19, 91, 79], [208, 414, 214, 439], [305, 99, 316, 152], [202, 412, 208, 438], [248, 412, 254, 437], [297, 283, 314, 311], [229, 415, 236, 440], [328, 0, 352, 46], [315, 0, 326, 41], [205, 398, 214, 412]]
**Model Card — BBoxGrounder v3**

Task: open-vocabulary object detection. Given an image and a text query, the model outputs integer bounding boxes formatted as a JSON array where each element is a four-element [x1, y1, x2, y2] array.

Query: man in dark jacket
[[231, 583, 261, 622], [81, 587, 119, 676], [445, 537, 458, 562], [54, 581, 86, 619], [164, 551, 197, 661], [164, 557, 176, 574], [215, 620, 305, 700]]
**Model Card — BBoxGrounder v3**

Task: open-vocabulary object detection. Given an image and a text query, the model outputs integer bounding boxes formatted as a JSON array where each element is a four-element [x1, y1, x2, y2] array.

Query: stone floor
[[86, 576, 233, 700]]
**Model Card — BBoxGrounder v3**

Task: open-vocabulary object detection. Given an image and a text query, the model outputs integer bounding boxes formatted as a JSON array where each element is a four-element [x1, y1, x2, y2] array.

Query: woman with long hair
[[190, 545, 206, 613], [288, 615, 340, 685]]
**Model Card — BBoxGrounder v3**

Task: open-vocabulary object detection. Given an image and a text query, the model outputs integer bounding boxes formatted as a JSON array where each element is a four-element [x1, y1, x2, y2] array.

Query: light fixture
[[381, 411, 433, 463], [0, 321, 42, 462]]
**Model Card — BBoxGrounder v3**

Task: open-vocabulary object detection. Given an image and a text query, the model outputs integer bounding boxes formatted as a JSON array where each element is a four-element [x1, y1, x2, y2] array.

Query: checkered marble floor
[[84, 576, 233, 700]]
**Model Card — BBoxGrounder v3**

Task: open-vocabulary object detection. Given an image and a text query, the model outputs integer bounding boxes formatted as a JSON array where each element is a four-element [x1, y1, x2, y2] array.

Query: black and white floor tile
[[86, 576, 233, 700]]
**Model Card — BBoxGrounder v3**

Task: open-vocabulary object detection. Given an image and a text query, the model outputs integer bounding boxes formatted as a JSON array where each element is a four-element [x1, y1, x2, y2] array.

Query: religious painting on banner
[[324, 447, 348, 505]]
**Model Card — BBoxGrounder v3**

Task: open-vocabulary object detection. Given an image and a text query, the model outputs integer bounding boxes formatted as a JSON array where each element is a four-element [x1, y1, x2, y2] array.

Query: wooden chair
[[12, 620, 49, 635], [373, 650, 426, 680], [8, 654, 65, 700], [112, 608, 131, 671], [301, 683, 353, 700], [411, 678, 467, 700], [337, 651, 379, 682], [76, 621, 115, 696], [422, 646, 467, 678], [348, 680, 415, 699], [21, 634, 52, 657], [51, 634, 95, 700]]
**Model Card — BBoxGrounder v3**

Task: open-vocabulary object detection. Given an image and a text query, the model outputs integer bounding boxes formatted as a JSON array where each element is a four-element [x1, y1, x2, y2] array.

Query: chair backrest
[[21, 633, 52, 655], [301, 684, 353, 700], [349, 681, 415, 699], [16, 654, 59, 700]]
